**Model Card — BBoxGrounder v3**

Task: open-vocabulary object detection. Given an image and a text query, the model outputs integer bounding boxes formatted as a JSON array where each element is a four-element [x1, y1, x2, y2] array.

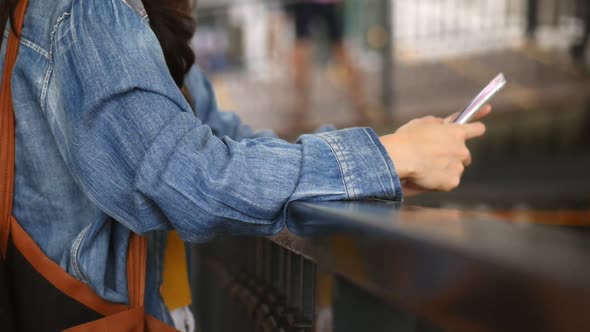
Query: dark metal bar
[[301, 259, 316, 323], [290, 254, 302, 310], [298, 255, 304, 311], [264, 239, 271, 283], [526, 0, 539, 39], [281, 201, 590, 332], [277, 246, 285, 293], [256, 237, 263, 279], [571, 0, 590, 58], [380, 0, 394, 116], [285, 250, 292, 307]]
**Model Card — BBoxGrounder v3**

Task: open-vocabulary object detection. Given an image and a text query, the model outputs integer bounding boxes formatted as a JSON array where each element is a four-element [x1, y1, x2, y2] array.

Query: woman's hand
[[380, 106, 490, 193]]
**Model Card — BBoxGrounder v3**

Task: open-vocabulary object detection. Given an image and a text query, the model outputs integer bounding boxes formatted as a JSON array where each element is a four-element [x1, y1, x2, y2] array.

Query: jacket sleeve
[[43, 0, 403, 242], [183, 66, 275, 141]]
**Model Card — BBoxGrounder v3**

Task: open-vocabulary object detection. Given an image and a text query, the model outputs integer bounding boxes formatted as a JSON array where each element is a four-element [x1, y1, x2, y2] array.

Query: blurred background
[[191, 0, 590, 225]]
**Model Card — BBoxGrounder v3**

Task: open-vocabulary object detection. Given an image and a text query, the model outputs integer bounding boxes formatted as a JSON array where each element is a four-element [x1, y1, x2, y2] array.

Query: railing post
[[526, 0, 539, 39], [571, 0, 590, 59], [380, 0, 394, 117]]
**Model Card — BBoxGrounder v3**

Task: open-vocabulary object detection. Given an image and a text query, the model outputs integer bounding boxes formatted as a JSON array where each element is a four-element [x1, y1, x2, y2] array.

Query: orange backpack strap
[[127, 233, 147, 308], [0, 0, 29, 258]]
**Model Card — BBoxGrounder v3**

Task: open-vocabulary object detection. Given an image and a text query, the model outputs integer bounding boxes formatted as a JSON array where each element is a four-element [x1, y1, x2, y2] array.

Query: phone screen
[[454, 73, 506, 124]]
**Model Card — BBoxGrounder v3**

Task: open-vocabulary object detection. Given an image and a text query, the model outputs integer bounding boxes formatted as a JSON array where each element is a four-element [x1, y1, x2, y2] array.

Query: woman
[[0, 0, 488, 329]]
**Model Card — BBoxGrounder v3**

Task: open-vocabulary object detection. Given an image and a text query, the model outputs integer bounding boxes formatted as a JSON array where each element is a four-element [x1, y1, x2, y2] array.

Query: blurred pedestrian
[[289, 0, 369, 128]]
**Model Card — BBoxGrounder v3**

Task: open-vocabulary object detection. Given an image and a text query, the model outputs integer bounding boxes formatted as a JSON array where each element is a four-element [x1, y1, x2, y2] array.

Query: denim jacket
[[2, 0, 402, 323]]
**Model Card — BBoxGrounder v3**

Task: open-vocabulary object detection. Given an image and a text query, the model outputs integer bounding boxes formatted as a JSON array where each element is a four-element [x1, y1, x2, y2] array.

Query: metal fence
[[392, 0, 590, 62], [190, 200, 590, 332], [191, 237, 317, 332]]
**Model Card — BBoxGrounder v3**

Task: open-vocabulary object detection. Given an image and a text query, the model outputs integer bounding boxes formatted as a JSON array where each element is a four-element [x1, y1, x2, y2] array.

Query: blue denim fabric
[[2, 0, 403, 323]]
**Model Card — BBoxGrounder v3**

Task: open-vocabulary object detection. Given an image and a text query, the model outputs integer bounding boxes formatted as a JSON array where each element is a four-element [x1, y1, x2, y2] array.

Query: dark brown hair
[[0, 0, 18, 36], [1, 0, 196, 88], [142, 0, 197, 87]]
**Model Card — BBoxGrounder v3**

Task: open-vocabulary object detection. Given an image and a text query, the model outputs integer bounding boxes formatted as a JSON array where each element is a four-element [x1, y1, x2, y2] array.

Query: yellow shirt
[[161, 231, 192, 310]]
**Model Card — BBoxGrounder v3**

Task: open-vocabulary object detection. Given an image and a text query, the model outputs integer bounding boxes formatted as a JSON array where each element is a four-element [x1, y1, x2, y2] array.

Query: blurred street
[[210, 47, 590, 134], [194, 0, 590, 219], [197, 0, 590, 136]]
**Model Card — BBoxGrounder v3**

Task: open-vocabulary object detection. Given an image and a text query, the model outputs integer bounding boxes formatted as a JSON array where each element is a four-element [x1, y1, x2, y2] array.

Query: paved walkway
[[210, 44, 590, 137]]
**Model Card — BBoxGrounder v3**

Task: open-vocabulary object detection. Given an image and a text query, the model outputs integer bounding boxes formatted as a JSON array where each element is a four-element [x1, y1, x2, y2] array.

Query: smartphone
[[454, 73, 507, 124]]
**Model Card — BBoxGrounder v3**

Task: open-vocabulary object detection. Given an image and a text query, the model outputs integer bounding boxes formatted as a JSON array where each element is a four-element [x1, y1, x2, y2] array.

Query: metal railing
[[190, 200, 590, 332], [191, 237, 316, 332]]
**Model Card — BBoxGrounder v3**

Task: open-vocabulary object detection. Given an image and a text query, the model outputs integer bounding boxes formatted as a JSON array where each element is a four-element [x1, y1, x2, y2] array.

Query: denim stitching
[[3, 30, 49, 58], [329, 133, 357, 199], [121, 0, 148, 19], [40, 11, 71, 113], [317, 134, 352, 200], [363, 128, 397, 197], [70, 224, 93, 284]]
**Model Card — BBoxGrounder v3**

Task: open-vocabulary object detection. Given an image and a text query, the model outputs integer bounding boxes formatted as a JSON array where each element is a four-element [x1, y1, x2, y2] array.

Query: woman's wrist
[[380, 133, 415, 180]]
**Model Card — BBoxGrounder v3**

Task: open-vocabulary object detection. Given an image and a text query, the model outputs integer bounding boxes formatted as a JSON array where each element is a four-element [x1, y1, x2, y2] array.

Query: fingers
[[442, 161, 464, 191], [460, 122, 486, 139], [460, 146, 472, 167], [438, 174, 461, 192], [393, 113, 489, 194], [474, 104, 492, 120], [444, 104, 492, 123], [444, 112, 459, 123], [420, 115, 445, 124]]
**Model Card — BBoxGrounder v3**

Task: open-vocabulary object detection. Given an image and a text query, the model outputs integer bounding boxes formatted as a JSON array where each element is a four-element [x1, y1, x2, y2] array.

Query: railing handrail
[[266, 200, 590, 332]]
